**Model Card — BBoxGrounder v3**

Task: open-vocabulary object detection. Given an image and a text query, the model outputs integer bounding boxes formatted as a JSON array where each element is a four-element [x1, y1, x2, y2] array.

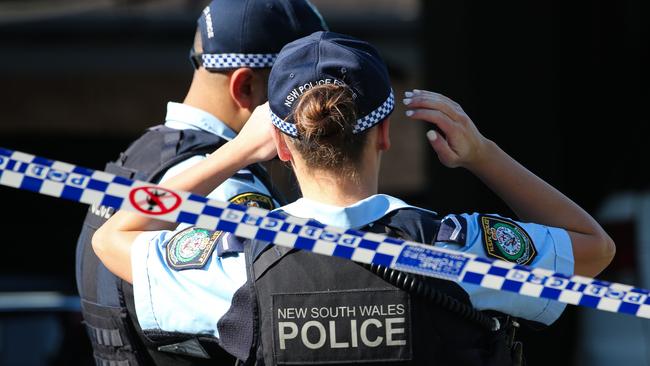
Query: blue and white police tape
[[1, 147, 649, 319]]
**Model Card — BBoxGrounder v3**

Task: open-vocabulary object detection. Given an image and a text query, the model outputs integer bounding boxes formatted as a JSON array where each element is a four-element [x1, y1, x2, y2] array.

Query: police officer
[[75, 1, 327, 365], [93, 31, 616, 365]]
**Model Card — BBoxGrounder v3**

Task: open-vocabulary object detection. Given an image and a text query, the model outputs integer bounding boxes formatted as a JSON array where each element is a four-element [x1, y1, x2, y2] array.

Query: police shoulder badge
[[166, 227, 222, 270], [228, 192, 275, 210], [479, 215, 537, 265]]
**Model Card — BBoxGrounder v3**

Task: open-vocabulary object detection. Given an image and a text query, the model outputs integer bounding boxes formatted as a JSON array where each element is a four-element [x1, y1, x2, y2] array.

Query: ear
[[229, 68, 255, 110], [272, 127, 293, 162], [376, 118, 391, 151]]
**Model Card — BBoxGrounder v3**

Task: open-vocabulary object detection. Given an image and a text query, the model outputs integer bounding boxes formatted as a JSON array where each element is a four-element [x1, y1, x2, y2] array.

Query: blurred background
[[0, 0, 649, 365]]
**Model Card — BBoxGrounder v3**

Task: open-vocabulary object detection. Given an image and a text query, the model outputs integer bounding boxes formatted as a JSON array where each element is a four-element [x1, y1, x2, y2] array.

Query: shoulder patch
[[166, 227, 222, 270], [479, 215, 537, 265], [436, 215, 467, 245], [229, 192, 275, 210]]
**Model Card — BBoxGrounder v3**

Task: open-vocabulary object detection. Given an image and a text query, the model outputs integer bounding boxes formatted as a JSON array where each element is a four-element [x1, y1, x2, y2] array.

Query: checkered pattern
[[2, 146, 649, 319], [0, 148, 134, 214], [202, 53, 277, 69], [270, 110, 299, 137], [269, 91, 395, 137], [353, 90, 395, 134], [459, 255, 650, 318]]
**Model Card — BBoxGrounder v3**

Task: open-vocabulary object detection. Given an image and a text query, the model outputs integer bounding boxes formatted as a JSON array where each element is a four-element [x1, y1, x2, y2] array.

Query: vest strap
[[161, 129, 181, 164], [93, 356, 131, 366], [252, 245, 292, 281], [85, 323, 125, 347]]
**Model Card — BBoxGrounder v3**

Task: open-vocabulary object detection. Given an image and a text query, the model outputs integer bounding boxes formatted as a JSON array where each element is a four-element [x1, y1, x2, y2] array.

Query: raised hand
[[232, 102, 278, 165], [403, 89, 489, 170]]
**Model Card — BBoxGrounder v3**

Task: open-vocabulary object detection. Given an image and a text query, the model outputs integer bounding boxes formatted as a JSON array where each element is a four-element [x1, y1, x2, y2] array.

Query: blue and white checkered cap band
[[353, 90, 395, 134], [270, 110, 298, 137], [202, 53, 277, 69], [2, 146, 649, 319], [270, 90, 395, 138]]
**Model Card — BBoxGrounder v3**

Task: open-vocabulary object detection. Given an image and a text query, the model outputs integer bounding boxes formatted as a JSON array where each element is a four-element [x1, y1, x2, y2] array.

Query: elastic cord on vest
[[363, 263, 499, 331]]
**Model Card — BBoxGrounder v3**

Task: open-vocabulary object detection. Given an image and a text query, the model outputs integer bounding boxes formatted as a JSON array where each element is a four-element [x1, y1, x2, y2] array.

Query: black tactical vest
[[75, 125, 285, 366], [217, 208, 523, 366]]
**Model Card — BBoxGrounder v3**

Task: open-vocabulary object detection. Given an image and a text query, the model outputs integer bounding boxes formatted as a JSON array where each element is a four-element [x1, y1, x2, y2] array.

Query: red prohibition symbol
[[129, 186, 182, 215]]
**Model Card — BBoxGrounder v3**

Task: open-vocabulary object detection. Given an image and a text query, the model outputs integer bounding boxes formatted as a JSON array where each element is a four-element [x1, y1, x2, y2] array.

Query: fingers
[[404, 89, 464, 113], [410, 89, 463, 112], [426, 129, 459, 168], [401, 88, 488, 169], [403, 90, 468, 124], [405, 108, 457, 137]]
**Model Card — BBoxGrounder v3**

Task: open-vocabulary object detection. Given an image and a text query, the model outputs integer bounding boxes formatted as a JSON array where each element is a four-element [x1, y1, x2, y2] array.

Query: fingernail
[[413, 89, 422, 94], [404, 91, 414, 97], [405, 110, 414, 117], [403, 98, 412, 105], [426, 130, 437, 141]]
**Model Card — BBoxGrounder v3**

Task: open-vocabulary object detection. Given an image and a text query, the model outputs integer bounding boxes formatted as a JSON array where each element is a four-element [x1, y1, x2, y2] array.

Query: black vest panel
[[218, 208, 520, 366], [75, 125, 284, 366]]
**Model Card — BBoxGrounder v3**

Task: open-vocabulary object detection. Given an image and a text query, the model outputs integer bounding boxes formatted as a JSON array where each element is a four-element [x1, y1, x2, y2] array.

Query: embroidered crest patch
[[479, 215, 537, 265], [228, 192, 275, 210], [166, 227, 222, 270]]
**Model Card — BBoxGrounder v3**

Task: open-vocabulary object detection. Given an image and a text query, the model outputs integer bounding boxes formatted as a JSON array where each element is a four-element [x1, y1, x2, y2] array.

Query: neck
[[295, 164, 379, 207], [183, 71, 244, 132], [289, 135, 383, 207]]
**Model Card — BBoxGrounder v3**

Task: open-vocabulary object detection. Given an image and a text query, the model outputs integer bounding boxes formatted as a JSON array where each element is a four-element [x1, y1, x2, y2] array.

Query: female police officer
[[93, 31, 615, 365]]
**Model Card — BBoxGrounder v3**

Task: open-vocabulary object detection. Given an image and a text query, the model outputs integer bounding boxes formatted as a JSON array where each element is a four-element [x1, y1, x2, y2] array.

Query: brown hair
[[289, 84, 368, 179]]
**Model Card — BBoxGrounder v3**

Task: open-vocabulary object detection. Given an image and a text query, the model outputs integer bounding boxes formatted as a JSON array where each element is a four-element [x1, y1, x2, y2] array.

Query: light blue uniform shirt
[[132, 190, 574, 337], [279, 195, 574, 325], [130, 102, 275, 337], [437, 213, 573, 324]]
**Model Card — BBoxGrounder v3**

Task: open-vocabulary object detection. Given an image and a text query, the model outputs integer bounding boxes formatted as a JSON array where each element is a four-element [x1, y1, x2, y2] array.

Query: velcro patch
[[272, 289, 412, 364], [166, 227, 222, 270], [479, 215, 537, 265], [436, 214, 467, 245], [229, 192, 275, 210]]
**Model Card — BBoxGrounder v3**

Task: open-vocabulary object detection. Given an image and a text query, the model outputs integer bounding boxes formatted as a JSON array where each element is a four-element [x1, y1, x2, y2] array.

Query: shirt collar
[[164, 102, 237, 140], [280, 194, 418, 229]]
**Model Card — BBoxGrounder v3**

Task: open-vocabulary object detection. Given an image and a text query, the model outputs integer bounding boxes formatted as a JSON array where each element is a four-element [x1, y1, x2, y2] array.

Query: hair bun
[[289, 84, 368, 179], [294, 84, 357, 142]]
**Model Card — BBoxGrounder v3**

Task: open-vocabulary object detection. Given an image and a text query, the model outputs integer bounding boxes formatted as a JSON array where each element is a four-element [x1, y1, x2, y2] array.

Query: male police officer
[[75, 1, 326, 365]]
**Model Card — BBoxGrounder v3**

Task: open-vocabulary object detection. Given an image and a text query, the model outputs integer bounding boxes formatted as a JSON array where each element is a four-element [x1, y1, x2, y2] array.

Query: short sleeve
[[131, 228, 247, 336], [129, 155, 276, 335], [436, 213, 574, 325]]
